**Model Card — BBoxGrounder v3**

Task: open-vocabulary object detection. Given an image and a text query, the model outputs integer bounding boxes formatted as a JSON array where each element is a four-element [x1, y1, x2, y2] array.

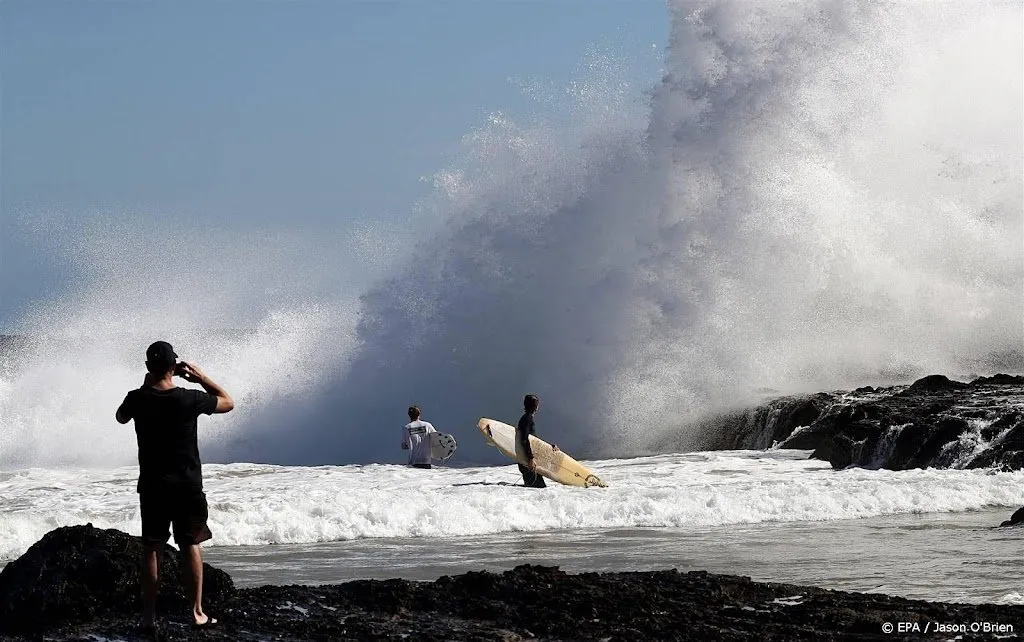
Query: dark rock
[[921, 399, 955, 415], [967, 419, 1024, 471], [760, 397, 824, 448], [0, 524, 234, 634], [891, 417, 969, 470], [707, 373, 1024, 471], [973, 373, 1024, 386], [805, 404, 890, 469], [812, 433, 857, 469], [1001, 506, 1024, 527], [905, 374, 968, 394], [681, 394, 832, 452], [990, 411, 1022, 432], [961, 408, 990, 419], [780, 422, 835, 450], [3, 529, 1023, 641]]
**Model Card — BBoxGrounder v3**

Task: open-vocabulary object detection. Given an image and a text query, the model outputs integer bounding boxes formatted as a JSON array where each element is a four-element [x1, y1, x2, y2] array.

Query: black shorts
[[139, 487, 212, 547]]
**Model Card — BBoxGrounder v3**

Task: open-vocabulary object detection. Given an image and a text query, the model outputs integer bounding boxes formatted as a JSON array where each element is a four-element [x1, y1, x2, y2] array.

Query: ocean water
[[2, 450, 1021, 604], [204, 509, 1023, 606]]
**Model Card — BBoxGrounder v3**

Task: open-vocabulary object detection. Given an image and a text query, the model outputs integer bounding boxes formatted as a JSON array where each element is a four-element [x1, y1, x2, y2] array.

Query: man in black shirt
[[116, 341, 234, 631], [516, 394, 554, 488]]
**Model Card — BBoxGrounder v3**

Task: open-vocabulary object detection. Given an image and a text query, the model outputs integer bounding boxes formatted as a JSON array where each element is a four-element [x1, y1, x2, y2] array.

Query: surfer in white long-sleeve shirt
[[401, 406, 437, 469]]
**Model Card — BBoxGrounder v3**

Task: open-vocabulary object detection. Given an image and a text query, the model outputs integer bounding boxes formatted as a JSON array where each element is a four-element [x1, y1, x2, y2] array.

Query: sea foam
[[1, 450, 1021, 562]]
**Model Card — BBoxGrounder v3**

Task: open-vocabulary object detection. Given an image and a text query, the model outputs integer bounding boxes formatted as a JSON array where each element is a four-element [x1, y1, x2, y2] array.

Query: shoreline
[[4, 566, 1023, 641], [2, 526, 1022, 641]]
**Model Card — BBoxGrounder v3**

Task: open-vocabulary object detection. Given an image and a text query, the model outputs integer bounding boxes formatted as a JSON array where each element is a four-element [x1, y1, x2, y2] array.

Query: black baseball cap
[[145, 341, 178, 372]]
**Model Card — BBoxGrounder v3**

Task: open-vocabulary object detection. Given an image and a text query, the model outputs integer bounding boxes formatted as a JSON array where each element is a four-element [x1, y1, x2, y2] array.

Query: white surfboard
[[477, 417, 607, 487], [430, 432, 457, 463]]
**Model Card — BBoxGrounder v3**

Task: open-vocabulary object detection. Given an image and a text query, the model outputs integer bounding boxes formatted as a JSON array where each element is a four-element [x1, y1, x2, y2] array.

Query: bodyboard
[[430, 432, 457, 463]]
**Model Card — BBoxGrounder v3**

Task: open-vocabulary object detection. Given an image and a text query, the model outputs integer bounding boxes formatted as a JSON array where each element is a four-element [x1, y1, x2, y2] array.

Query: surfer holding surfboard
[[400, 405, 458, 468], [517, 394, 555, 488], [477, 399, 607, 488], [401, 406, 437, 469]]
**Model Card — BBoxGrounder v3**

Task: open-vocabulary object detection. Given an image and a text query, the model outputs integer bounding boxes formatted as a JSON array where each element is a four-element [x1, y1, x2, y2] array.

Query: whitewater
[[1, 449, 1020, 555], [3, 450, 1022, 603]]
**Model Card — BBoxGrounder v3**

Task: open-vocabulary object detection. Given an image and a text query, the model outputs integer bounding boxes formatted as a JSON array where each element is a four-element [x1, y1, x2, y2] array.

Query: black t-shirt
[[118, 386, 218, 492], [517, 412, 536, 460]]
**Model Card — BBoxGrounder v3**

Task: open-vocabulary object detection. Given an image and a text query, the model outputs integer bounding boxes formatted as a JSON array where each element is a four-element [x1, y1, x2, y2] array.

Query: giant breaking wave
[[1, 0, 1021, 467]]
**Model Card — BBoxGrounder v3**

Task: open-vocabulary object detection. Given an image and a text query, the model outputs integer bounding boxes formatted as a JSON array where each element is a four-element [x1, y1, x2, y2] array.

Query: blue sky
[[0, 1, 667, 330]]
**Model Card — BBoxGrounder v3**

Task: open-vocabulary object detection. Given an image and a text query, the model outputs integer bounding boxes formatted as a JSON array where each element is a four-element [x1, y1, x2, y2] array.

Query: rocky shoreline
[[1, 525, 1022, 641], [698, 374, 1024, 472]]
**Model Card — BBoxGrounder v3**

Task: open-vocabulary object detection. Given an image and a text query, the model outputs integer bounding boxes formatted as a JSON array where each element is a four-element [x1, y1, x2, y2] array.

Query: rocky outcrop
[[0, 524, 234, 634], [974, 374, 1024, 386], [703, 395, 830, 451], [905, 374, 969, 393], [1, 526, 1021, 641], [1001, 506, 1024, 527], [713, 374, 1024, 471]]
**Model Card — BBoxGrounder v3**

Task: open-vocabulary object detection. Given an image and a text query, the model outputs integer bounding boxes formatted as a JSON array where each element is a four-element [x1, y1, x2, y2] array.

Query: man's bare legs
[[180, 544, 213, 625], [140, 545, 159, 628]]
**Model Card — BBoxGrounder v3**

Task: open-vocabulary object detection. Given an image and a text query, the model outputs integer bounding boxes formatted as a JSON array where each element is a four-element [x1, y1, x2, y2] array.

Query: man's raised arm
[[180, 362, 234, 413]]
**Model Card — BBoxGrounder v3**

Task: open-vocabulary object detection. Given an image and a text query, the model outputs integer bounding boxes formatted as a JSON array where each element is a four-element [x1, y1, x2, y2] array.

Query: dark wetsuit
[[516, 412, 546, 488]]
